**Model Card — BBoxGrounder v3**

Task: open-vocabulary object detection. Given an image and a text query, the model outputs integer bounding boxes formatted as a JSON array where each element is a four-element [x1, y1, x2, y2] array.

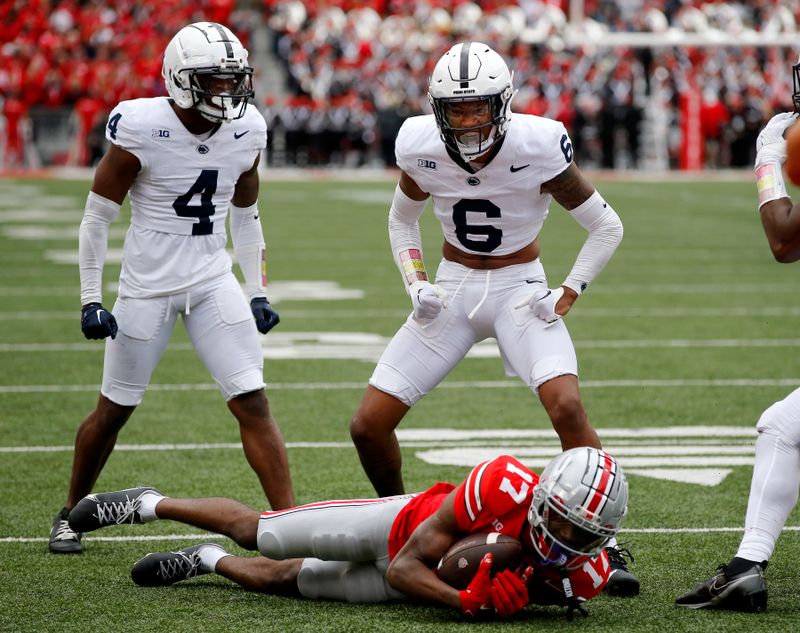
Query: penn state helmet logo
[[466, 176, 480, 186]]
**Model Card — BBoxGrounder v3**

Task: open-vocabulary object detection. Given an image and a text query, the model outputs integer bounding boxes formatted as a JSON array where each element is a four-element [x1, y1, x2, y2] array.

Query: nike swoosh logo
[[253, 215, 259, 220], [510, 164, 530, 173], [234, 130, 250, 139], [525, 280, 541, 284], [95, 309, 103, 323]]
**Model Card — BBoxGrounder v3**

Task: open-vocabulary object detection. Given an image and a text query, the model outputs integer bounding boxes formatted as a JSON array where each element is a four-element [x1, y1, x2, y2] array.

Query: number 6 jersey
[[395, 113, 572, 256], [105, 96, 267, 298]]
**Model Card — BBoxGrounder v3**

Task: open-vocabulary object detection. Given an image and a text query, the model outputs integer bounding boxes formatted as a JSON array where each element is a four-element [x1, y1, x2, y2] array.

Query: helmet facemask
[[528, 493, 614, 570], [184, 66, 254, 123], [793, 58, 800, 114], [430, 90, 512, 161]]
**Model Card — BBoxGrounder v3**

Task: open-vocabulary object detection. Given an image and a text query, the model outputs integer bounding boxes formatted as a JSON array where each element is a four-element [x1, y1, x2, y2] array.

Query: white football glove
[[409, 280, 447, 322], [515, 287, 564, 326], [755, 112, 796, 167]]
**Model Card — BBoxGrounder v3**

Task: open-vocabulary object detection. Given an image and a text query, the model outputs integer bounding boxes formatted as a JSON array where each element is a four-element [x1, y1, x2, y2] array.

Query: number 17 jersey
[[105, 96, 267, 298]]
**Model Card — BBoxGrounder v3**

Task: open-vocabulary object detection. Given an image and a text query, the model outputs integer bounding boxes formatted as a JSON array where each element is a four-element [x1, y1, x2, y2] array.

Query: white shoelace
[[159, 552, 201, 581], [52, 520, 78, 541], [94, 495, 142, 525]]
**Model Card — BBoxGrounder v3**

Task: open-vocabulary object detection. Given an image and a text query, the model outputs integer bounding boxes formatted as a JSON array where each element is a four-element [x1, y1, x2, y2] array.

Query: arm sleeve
[[562, 191, 623, 294], [230, 201, 267, 299], [78, 192, 121, 305], [388, 183, 428, 288]]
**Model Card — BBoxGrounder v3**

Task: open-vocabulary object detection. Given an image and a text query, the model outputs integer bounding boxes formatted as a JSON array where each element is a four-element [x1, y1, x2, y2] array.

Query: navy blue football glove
[[250, 297, 280, 334], [80, 302, 118, 340]]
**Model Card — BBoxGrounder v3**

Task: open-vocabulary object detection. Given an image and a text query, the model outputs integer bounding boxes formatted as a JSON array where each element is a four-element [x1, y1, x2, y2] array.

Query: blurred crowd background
[[2, 0, 800, 171]]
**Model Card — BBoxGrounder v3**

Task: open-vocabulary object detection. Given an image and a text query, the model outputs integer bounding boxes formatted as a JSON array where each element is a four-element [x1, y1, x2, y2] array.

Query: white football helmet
[[162, 22, 254, 123], [428, 42, 515, 161], [528, 447, 628, 570]]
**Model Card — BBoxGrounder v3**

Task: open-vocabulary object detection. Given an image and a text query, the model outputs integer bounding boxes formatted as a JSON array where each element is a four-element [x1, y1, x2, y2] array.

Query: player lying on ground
[[69, 448, 627, 619]]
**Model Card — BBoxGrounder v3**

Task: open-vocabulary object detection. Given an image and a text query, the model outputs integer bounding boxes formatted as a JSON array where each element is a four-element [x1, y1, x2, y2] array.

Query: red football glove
[[491, 566, 533, 618], [459, 553, 494, 617]]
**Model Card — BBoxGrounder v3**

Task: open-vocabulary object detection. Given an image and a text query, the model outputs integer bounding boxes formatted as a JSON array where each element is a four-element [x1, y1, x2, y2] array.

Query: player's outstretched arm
[[385, 493, 468, 612]]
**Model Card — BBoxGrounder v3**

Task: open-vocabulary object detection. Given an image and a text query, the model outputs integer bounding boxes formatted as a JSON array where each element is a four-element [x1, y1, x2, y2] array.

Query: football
[[436, 532, 522, 590]]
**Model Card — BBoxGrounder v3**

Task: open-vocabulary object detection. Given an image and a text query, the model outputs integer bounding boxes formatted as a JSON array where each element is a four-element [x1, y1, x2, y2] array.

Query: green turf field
[[1, 173, 798, 632]]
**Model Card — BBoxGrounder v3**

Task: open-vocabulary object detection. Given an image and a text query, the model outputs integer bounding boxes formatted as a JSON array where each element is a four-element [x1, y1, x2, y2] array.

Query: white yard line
[[3, 307, 800, 320], [3, 338, 800, 353], [0, 377, 797, 395]]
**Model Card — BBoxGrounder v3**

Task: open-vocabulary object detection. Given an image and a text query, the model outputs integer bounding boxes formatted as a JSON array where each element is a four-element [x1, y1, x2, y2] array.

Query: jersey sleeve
[[248, 105, 268, 153], [539, 120, 573, 183], [104, 101, 147, 168], [452, 455, 536, 532], [394, 118, 415, 174]]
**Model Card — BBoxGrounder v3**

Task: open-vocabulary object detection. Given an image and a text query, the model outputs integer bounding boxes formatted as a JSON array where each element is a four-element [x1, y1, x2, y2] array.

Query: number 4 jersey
[[395, 113, 572, 256], [105, 96, 267, 297]]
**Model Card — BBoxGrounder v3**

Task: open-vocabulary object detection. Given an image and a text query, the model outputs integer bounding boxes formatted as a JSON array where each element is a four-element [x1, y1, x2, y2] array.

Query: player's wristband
[[399, 248, 428, 286], [755, 163, 788, 209]]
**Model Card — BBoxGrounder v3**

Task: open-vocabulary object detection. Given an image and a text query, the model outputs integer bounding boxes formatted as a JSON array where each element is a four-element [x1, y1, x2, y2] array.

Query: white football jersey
[[396, 114, 572, 256], [105, 97, 267, 297]]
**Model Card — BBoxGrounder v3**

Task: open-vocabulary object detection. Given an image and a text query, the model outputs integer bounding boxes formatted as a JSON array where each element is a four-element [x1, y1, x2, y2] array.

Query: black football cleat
[[676, 563, 767, 612], [68, 487, 161, 533], [131, 543, 224, 586], [604, 545, 640, 597], [49, 508, 83, 554]]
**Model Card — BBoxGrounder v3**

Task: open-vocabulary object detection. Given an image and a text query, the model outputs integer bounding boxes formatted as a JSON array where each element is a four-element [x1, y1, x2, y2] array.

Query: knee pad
[[297, 559, 404, 603]]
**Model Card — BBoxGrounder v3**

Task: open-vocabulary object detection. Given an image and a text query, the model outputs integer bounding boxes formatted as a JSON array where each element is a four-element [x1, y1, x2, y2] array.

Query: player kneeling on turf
[[68, 447, 627, 619]]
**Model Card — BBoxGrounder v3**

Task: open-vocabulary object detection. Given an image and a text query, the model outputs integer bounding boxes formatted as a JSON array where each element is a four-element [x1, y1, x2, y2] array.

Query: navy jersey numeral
[[560, 134, 573, 163], [452, 198, 503, 253], [107, 113, 122, 140], [173, 170, 218, 235]]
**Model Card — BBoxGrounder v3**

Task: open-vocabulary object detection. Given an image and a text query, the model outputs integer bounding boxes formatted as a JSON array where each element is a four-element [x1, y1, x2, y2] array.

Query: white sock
[[196, 543, 231, 573], [138, 491, 167, 522], [736, 430, 800, 562]]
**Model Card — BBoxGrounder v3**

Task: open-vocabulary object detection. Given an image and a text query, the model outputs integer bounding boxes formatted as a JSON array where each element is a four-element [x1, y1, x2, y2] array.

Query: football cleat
[[49, 508, 83, 554], [68, 486, 161, 533], [131, 543, 223, 586], [676, 563, 767, 612], [603, 545, 640, 597]]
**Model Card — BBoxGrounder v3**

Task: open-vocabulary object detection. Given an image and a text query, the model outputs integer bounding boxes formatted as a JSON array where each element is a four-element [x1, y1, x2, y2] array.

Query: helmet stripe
[[459, 42, 471, 88], [585, 451, 616, 514], [208, 22, 234, 58]]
